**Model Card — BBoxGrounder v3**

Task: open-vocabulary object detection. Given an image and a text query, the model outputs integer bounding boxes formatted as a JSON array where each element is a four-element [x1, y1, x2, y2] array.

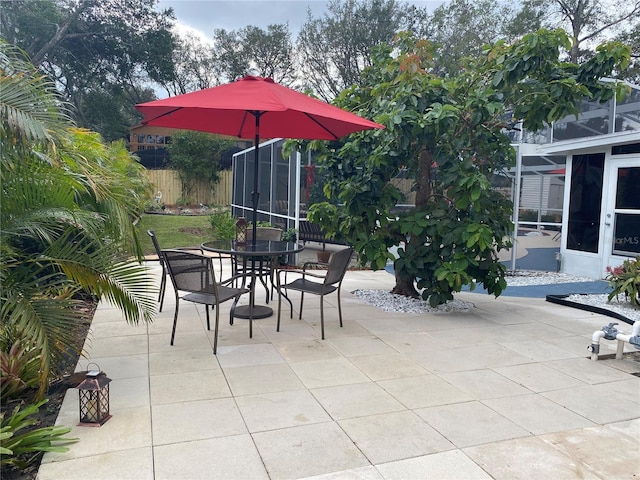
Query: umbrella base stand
[[234, 305, 273, 319]]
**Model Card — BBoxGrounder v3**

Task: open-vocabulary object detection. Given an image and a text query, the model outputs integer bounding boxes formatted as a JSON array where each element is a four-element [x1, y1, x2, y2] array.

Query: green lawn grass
[[137, 214, 214, 256]]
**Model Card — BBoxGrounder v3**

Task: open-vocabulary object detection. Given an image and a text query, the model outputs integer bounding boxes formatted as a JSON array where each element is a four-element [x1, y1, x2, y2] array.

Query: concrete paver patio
[[38, 262, 640, 480]]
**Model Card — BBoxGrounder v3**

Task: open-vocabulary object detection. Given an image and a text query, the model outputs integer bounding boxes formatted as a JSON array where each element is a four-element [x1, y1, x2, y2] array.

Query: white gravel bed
[[353, 270, 639, 321], [504, 270, 596, 286], [565, 294, 640, 322], [352, 289, 475, 314]]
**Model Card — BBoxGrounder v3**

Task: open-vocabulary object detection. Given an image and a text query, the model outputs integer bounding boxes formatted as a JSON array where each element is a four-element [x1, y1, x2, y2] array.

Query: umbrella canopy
[[135, 75, 383, 140], [136, 75, 384, 243]]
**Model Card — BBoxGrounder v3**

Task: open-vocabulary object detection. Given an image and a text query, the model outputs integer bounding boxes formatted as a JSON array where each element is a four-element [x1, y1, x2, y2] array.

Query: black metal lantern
[[77, 365, 112, 427], [235, 217, 247, 245]]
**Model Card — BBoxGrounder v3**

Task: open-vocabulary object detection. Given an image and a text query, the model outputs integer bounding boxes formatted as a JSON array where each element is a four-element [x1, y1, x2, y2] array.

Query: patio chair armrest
[[276, 268, 304, 280], [276, 267, 325, 285]]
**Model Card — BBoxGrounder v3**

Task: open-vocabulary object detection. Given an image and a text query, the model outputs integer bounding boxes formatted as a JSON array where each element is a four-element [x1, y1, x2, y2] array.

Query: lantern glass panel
[[79, 390, 99, 423]]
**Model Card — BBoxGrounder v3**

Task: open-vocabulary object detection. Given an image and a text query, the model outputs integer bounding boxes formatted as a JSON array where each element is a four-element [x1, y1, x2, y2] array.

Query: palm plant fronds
[[1, 266, 85, 397], [96, 261, 158, 324], [1, 39, 156, 396], [0, 40, 72, 152]]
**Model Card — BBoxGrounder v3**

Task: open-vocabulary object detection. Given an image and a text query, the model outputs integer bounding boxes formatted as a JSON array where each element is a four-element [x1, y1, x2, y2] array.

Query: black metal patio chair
[[147, 230, 204, 312], [276, 246, 354, 339], [162, 249, 253, 354]]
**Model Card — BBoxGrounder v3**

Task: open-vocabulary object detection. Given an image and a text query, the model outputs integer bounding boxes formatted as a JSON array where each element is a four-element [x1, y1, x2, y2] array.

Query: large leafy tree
[[0, 0, 176, 140], [616, 24, 640, 82], [307, 30, 630, 306], [424, 0, 638, 77], [158, 32, 220, 96], [0, 41, 156, 396]]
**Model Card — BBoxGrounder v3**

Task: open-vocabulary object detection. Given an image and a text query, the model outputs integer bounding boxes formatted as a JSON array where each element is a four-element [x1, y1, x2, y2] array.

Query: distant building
[[129, 125, 175, 169]]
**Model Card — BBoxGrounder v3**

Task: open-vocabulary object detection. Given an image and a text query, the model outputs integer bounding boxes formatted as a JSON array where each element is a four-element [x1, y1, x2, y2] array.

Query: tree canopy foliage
[[427, 0, 539, 75], [214, 24, 296, 85], [167, 131, 235, 203], [297, 0, 430, 101], [151, 32, 218, 97], [3, 0, 636, 138], [305, 30, 630, 305], [527, 0, 640, 63], [0, 0, 175, 141]]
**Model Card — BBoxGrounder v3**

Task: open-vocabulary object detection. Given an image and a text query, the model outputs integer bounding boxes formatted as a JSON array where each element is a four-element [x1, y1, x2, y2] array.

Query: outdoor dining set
[[135, 74, 382, 357], [148, 228, 355, 355]]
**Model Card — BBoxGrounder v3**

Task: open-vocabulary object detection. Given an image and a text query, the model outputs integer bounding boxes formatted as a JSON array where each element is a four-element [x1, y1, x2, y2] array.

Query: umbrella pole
[[249, 113, 261, 315], [251, 113, 262, 246]]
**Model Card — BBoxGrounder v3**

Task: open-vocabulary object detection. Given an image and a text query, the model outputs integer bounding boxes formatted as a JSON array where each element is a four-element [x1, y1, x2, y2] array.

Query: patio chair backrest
[[148, 230, 165, 266], [324, 247, 354, 286], [163, 249, 216, 294]]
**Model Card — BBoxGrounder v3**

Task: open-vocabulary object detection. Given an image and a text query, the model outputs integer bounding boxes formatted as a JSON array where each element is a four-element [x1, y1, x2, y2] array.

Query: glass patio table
[[201, 240, 304, 319]]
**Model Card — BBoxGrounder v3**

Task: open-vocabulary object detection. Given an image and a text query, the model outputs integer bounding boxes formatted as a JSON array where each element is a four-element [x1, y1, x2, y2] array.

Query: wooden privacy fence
[[145, 169, 233, 206]]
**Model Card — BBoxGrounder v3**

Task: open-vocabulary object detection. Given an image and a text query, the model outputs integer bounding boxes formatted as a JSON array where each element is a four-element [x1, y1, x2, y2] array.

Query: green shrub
[[606, 255, 640, 307], [1, 400, 77, 469], [0, 341, 41, 401], [210, 211, 236, 240], [281, 228, 298, 242]]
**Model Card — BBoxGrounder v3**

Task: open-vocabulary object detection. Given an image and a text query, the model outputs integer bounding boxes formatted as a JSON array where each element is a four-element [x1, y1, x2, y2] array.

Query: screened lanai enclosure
[[231, 138, 303, 232], [232, 81, 640, 279], [230, 138, 417, 231], [507, 80, 640, 278]]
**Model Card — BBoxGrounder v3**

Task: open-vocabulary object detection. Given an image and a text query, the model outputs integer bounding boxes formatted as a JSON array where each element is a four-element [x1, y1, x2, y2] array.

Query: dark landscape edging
[[546, 294, 634, 326]]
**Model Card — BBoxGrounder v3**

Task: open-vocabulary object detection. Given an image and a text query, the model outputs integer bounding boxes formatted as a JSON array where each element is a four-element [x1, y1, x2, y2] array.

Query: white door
[[602, 157, 640, 273]]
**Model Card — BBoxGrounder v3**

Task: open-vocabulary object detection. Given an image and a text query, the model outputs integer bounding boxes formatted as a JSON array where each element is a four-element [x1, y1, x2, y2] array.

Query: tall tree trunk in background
[[391, 149, 432, 297], [30, 0, 89, 66]]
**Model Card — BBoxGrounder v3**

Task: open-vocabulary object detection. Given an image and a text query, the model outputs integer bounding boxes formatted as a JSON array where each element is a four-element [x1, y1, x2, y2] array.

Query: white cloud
[[158, 0, 329, 38], [172, 21, 214, 45]]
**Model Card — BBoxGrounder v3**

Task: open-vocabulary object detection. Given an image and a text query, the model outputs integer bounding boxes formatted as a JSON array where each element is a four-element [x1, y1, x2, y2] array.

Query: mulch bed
[[1, 300, 96, 480]]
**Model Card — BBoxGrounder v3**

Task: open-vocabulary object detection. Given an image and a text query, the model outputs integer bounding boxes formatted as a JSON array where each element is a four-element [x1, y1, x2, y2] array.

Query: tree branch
[[30, 0, 90, 66]]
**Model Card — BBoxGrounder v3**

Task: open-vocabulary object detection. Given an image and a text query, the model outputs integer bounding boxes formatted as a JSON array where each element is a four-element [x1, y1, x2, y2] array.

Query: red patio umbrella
[[136, 75, 384, 241]]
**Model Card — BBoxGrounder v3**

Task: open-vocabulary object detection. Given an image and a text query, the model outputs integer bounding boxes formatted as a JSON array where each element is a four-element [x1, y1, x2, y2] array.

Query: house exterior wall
[[519, 175, 564, 216]]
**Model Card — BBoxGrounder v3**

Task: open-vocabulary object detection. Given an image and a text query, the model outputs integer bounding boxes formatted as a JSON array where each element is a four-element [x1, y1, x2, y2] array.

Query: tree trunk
[[391, 148, 432, 298], [30, 0, 89, 66], [391, 267, 419, 298], [415, 148, 432, 208]]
